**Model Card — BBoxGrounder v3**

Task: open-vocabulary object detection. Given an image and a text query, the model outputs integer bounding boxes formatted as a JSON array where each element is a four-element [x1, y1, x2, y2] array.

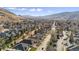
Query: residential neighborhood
[[0, 7, 79, 51]]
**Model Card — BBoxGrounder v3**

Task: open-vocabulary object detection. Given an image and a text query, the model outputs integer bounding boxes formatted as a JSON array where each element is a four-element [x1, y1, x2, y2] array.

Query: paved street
[[37, 34, 51, 51], [37, 22, 56, 51]]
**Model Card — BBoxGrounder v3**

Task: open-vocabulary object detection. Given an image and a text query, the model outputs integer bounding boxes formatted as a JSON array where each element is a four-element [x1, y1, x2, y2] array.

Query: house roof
[[14, 43, 29, 51], [20, 40, 32, 45]]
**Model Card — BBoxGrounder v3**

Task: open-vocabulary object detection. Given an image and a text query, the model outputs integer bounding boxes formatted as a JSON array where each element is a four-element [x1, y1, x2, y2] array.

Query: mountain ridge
[[0, 8, 21, 22]]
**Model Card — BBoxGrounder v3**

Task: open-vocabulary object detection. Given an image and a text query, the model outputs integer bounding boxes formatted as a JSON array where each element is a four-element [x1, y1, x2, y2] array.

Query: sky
[[4, 7, 79, 16]]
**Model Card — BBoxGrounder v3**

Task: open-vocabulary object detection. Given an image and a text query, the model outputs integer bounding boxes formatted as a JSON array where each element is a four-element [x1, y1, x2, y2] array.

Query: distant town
[[0, 8, 79, 51]]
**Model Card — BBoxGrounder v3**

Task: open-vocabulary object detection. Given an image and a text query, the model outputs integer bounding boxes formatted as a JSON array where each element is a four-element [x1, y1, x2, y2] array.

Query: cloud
[[18, 8, 27, 11], [37, 8, 43, 11], [7, 8, 43, 12], [7, 7, 25, 11], [29, 8, 36, 11], [29, 8, 43, 12]]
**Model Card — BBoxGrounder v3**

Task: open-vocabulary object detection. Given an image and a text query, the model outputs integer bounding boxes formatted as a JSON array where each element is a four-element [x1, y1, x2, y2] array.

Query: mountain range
[[0, 8, 79, 21], [21, 11, 79, 20]]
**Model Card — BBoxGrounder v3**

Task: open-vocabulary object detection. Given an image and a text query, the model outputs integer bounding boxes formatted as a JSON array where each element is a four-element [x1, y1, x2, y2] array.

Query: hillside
[[22, 11, 79, 21], [41, 11, 79, 20], [0, 8, 21, 22]]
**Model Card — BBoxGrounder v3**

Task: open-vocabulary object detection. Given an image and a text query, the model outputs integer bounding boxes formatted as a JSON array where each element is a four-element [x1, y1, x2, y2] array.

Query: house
[[67, 46, 79, 51], [20, 40, 32, 45], [14, 43, 30, 51]]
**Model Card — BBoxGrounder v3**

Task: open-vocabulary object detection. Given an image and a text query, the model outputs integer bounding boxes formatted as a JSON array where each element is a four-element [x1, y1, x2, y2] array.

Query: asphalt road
[[37, 22, 56, 51], [36, 34, 51, 51]]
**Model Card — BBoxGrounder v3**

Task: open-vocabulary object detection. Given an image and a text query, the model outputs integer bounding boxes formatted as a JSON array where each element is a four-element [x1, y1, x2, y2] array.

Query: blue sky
[[4, 7, 79, 16]]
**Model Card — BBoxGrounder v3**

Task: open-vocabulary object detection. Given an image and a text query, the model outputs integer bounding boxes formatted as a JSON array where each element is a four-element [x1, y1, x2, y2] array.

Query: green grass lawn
[[30, 47, 37, 51]]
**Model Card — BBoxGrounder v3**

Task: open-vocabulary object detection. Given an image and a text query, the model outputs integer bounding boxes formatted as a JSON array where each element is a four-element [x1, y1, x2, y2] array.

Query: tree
[[0, 38, 5, 45], [0, 38, 5, 50]]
